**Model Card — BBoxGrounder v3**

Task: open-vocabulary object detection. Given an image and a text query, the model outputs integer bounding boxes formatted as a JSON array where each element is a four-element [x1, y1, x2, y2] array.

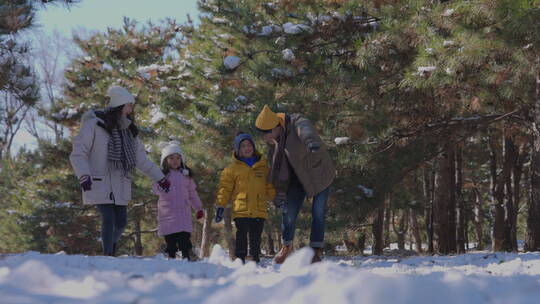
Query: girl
[[70, 86, 170, 256], [215, 133, 275, 263], [153, 141, 204, 260]]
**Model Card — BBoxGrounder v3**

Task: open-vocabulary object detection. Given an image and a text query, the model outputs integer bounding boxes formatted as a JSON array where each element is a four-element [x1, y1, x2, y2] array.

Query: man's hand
[[307, 142, 320, 153], [269, 138, 279, 147], [273, 192, 287, 209]]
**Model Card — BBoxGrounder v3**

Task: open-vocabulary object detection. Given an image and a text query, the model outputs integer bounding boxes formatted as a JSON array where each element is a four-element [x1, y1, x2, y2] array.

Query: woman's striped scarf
[[108, 127, 137, 175]]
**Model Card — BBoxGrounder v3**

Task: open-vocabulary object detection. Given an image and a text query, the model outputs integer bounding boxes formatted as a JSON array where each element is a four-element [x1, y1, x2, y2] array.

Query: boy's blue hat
[[233, 133, 255, 155]]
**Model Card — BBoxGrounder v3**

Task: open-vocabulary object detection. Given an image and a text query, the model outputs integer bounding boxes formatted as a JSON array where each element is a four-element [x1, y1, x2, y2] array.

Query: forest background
[[1, 0, 540, 258]]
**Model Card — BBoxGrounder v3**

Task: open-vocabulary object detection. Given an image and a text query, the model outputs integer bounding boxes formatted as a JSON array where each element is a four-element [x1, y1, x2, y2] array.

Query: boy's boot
[[311, 247, 323, 264], [273, 245, 293, 264], [252, 255, 260, 264], [236, 255, 246, 264]]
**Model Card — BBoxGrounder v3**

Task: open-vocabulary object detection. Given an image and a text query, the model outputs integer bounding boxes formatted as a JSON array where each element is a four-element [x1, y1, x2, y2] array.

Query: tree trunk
[[473, 187, 485, 250], [133, 216, 143, 256], [464, 211, 470, 251], [526, 56, 540, 251], [490, 128, 506, 251], [384, 200, 391, 248], [512, 145, 526, 251], [200, 205, 213, 258], [491, 128, 517, 252], [503, 134, 518, 252], [411, 208, 423, 253], [456, 147, 466, 253], [448, 147, 457, 253], [224, 208, 235, 259], [372, 197, 386, 255], [392, 208, 409, 250], [423, 165, 435, 254], [274, 231, 282, 250], [265, 227, 275, 256], [358, 230, 366, 255], [343, 231, 355, 253], [434, 150, 451, 254]]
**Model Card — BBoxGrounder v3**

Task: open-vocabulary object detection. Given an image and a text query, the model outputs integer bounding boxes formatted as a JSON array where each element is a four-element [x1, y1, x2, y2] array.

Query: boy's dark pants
[[234, 217, 265, 262], [164, 232, 192, 259]]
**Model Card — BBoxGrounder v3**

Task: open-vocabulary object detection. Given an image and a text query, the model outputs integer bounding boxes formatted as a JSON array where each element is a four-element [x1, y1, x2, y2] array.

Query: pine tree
[[0, 0, 78, 158]]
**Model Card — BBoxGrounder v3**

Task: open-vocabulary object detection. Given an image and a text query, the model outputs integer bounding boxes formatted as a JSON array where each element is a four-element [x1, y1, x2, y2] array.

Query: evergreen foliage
[[2, 0, 540, 256]]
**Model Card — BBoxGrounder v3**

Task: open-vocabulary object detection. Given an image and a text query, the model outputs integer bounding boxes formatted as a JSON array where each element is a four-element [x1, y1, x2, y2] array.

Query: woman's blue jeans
[[281, 176, 330, 248], [96, 204, 127, 256]]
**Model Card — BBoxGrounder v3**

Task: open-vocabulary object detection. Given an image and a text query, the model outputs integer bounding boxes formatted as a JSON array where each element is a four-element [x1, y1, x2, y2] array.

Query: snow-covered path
[[2, 246, 540, 304]]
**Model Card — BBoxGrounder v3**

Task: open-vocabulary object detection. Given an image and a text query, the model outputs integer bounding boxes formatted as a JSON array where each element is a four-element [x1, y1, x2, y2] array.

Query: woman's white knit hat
[[107, 86, 135, 108], [159, 141, 185, 167]]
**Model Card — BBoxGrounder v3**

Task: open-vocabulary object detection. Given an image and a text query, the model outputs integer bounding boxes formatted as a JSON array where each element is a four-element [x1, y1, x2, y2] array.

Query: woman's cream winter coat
[[70, 110, 164, 205]]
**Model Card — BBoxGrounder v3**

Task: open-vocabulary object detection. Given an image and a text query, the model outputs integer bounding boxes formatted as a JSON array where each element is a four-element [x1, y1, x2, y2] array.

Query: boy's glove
[[307, 142, 320, 153], [215, 207, 224, 223], [273, 192, 287, 209], [80, 175, 92, 192], [157, 178, 170, 193], [196, 210, 204, 220]]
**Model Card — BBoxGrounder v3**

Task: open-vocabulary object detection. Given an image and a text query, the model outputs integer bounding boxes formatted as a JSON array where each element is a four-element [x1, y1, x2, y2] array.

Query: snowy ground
[[2, 245, 540, 304]]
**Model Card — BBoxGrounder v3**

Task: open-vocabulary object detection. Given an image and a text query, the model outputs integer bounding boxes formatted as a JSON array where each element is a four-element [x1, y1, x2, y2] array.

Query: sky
[[12, 0, 200, 152], [35, 0, 199, 35]]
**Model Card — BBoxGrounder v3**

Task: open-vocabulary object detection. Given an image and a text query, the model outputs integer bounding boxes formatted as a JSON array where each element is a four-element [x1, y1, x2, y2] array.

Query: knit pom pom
[[157, 141, 169, 150], [158, 140, 181, 150]]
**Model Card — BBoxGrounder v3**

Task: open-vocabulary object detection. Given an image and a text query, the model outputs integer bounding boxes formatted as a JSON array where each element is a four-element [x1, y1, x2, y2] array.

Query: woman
[[70, 85, 170, 256]]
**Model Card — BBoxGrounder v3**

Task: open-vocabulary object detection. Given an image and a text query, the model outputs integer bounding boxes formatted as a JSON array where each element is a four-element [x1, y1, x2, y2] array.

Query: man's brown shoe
[[311, 247, 323, 264], [273, 245, 293, 264]]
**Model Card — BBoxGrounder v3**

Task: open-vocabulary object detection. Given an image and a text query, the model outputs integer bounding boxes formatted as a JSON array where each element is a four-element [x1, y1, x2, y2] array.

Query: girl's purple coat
[[153, 170, 202, 236]]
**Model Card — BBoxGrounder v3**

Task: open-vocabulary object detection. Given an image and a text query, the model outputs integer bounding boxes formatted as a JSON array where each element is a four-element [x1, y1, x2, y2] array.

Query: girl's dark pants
[[164, 232, 193, 259]]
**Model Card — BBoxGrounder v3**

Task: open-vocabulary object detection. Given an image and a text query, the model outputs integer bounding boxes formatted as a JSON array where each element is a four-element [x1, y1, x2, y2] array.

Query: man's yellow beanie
[[255, 105, 281, 130]]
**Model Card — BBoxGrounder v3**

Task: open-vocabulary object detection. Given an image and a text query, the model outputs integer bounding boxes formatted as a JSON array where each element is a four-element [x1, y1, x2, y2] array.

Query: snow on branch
[[358, 185, 374, 198], [283, 22, 312, 34], [334, 137, 350, 145], [282, 49, 295, 61], [223, 56, 241, 70]]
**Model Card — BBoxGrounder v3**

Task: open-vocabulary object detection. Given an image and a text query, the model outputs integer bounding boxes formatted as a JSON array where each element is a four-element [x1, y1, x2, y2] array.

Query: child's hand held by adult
[[196, 210, 204, 220], [158, 178, 170, 193]]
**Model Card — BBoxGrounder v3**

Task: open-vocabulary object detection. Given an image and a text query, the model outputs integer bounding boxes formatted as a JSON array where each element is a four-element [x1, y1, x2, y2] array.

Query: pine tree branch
[[393, 110, 522, 139]]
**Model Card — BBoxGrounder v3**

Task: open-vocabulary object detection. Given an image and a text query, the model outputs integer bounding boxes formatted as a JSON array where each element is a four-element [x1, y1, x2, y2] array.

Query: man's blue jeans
[[281, 176, 330, 248], [96, 204, 127, 256]]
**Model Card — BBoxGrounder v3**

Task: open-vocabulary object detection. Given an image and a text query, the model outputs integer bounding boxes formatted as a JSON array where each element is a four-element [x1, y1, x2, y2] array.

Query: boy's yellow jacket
[[216, 153, 276, 219]]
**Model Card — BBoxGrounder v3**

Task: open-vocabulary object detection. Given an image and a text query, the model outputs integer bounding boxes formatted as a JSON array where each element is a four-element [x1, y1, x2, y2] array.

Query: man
[[255, 105, 335, 264]]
